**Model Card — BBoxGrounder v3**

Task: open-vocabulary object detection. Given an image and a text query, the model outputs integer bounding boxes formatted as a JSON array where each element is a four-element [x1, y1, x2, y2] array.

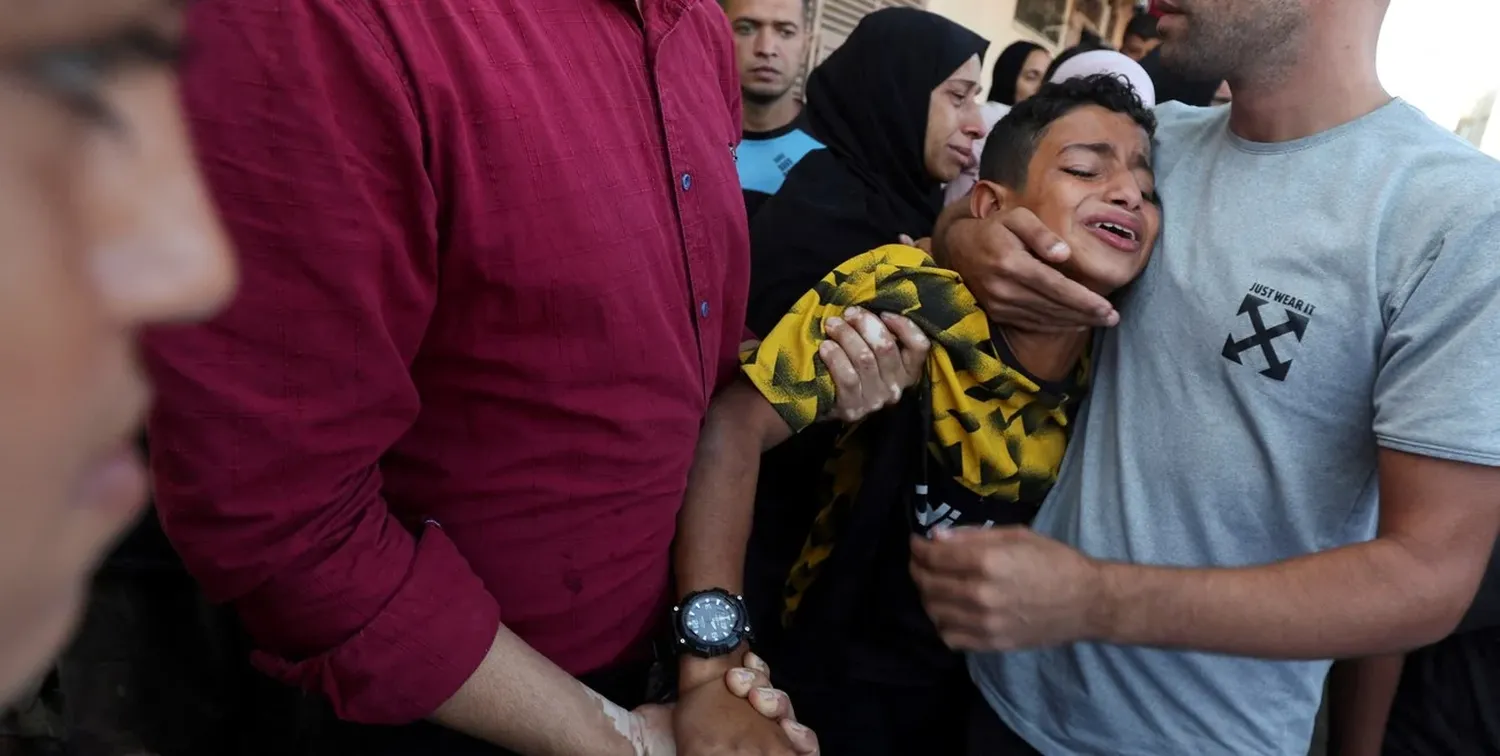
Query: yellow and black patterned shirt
[[740, 245, 1087, 623]]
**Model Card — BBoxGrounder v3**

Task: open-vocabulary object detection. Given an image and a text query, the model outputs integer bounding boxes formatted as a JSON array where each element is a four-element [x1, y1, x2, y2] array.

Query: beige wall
[[928, 0, 1142, 98], [925, 0, 1052, 99]]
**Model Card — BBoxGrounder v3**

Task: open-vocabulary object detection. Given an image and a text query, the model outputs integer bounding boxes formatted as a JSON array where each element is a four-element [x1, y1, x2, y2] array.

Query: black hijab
[[988, 40, 1045, 106], [746, 8, 988, 334]]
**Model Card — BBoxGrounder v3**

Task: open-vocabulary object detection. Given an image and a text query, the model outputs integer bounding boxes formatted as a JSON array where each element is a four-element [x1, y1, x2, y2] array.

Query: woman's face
[[1015, 48, 1052, 104], [0, 0, 234, 703], [924, 54, 985, 183]]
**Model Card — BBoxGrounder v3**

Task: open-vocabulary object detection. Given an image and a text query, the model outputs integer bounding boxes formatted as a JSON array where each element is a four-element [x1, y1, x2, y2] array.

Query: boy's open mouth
[[1088, 221, 1138, 242]]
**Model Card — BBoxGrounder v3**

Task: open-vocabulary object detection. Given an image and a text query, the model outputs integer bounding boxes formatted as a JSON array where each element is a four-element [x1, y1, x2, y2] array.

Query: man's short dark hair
[[979, 74, 1156, 190], [1125, 13, 1159, 41]]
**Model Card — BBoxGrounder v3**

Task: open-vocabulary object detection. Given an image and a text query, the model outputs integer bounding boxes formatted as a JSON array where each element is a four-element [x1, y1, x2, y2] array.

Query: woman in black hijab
[[745, 8, 989, 334], [989, 40, 1052, 107], [738, 9, 988, 756]]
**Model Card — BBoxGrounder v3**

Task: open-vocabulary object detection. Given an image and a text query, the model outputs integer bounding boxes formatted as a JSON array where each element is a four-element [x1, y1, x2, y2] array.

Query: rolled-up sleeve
[[145, 0, 498, 724]]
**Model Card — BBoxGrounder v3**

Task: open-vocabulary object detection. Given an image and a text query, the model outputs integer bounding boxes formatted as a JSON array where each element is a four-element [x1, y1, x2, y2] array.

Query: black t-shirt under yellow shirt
[[1383, 545, 1500, 756], [740, 245, 1085, 678]]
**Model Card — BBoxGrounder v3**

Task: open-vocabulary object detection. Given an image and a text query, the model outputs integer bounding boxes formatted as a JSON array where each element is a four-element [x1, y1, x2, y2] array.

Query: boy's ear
[[969, 180, 1015, 222]]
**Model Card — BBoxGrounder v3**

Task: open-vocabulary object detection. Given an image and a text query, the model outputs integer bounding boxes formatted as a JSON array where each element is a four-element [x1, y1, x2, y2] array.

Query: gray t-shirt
[[970, 100, 1500, 755]]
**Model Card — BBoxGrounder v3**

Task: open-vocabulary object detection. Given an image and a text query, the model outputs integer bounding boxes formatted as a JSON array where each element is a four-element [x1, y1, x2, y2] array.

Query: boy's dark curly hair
[[979, 73, 1156, 191]]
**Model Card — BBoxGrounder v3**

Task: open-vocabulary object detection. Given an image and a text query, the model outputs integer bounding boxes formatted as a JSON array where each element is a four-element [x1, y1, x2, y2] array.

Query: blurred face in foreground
[[0, 0, 235, 704]]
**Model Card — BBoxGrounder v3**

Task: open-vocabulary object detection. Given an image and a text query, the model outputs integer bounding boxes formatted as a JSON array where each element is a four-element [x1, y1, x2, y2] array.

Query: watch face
[[682, 592, 741, 645]]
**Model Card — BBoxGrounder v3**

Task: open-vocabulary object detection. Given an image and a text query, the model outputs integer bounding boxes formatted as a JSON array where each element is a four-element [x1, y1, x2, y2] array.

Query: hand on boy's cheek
[[939, 203, 1115, 332]]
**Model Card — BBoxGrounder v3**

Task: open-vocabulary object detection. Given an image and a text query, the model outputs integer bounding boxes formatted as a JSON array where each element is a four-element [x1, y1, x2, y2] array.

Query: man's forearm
[[674, 384, 790, 687], [432, 625, 643, 756], [1094, 537, 1483, 659]]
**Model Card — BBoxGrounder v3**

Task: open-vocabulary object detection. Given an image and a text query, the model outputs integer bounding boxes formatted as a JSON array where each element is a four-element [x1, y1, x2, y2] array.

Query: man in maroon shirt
[[143, 0, 920, 753]]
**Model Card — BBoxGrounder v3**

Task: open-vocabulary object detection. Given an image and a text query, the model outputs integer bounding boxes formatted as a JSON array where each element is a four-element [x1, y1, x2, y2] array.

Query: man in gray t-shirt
[[913, 0, 1500, 753]]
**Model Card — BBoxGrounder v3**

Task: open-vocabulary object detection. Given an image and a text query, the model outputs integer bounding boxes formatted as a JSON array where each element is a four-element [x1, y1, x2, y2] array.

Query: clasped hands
[[661, 651, 817, 756]]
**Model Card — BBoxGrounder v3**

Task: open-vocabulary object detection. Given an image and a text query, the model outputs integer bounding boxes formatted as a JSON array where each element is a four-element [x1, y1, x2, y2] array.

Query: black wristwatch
[[672, 588, 753, 658]]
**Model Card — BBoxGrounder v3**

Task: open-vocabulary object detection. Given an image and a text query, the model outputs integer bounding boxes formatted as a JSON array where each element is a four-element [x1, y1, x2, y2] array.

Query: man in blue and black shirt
[[725, 0, 823, 218]]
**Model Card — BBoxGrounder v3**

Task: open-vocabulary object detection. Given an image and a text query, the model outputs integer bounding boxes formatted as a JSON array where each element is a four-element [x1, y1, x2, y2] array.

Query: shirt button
[[699, 300, 711, 319], [681, 172, 693, 191]]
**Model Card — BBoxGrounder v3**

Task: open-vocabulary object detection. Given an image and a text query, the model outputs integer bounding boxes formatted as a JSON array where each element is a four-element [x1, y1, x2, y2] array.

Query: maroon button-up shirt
[[147, 0, 747, 724]]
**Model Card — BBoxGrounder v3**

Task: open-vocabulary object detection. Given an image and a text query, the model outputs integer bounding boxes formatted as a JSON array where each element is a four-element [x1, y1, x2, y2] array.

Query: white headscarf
[[1049, 49, 1156, 107]]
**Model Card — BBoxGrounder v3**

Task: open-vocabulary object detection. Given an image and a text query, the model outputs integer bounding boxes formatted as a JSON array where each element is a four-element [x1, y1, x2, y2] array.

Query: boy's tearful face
[[975, 105, 1161, 296]]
